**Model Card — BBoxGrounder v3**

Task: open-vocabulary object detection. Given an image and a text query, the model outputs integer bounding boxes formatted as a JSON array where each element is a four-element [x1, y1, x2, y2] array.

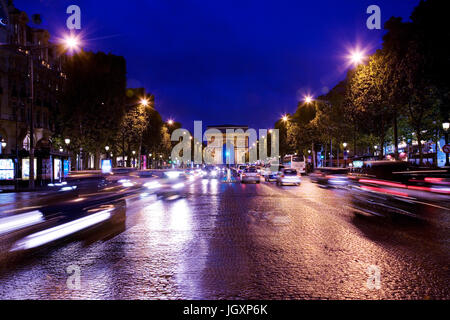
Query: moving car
[[276, 168, 301, 186], [203, 166, 220, 179], [241, 167, 261, 184], [237, 165, 247, 175], [263, 164, 284, 182], [348, 161, 450, 218], [144, 170, 189, 199], [310, 167, 349, 188]]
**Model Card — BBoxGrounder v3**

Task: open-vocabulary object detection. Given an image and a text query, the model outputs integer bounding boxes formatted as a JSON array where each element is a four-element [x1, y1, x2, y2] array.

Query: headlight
[[144, 181, 161, 189], [165, 171, 181, 179], [172, 183, 185, 190]]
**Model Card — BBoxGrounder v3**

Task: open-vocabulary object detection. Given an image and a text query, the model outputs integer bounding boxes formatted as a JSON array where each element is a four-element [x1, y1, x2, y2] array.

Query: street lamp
[[168, 119, 174, 126], [348, 49, 365, 66], [443, 122, 450, 131], [443, 122, 449, 166], [140, 98, 149, 107], [304, 95, 313, 104], [282, 115, 288, 122], [343, 143, 348, 167], [1, 139, 6, 149], [65, 138, 71, 146], [62, 34, 81, 52], [6, 33, 83, 189], [105, 146, 110, 152]]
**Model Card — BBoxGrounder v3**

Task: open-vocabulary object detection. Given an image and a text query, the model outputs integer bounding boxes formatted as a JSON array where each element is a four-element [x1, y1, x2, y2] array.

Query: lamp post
[[64, 138, 71, 171], [1, 139, 6, 152], [343, 142, 348, 168], [105, 146, 110, 159], [443, 122, 449, 167], [0, 34, 81, 189]]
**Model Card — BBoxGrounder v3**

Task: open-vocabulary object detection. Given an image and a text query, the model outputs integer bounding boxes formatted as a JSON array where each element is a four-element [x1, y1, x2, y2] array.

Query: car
[[276, 168, 301, 186], [144, 170, 189, 199], [203, 166, 220, 179], [310, 167, 349, 187], [348, 161, 450, 218], [237, 165, 247, 175], [264, 164, 284, 182], [241, 167, 261, 184]]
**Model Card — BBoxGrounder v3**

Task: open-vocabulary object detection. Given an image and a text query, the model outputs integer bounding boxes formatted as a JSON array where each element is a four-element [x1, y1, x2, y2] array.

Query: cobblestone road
[[0, 178, 449, 299]]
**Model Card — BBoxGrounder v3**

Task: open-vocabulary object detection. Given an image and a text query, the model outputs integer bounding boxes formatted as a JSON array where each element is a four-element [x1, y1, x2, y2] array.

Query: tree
[[57, 51, 127, 169], [348, 51, 396, 159]]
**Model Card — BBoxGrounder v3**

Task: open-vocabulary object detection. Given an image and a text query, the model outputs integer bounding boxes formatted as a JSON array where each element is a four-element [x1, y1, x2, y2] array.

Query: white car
[[276, 168, 301, 186], [241, 167, 261, 184]]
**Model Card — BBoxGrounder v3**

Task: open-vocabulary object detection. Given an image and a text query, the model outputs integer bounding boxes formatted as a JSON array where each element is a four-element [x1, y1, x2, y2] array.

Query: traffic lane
[[195, 179, 449, 299], [0, 190, 195, 299], [0, 176, 158, 265], [0, 177, 448, 299]]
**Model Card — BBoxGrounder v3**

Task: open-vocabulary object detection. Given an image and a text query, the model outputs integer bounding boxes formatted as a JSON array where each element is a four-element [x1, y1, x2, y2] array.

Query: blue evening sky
[[15, 0, 419, 131]]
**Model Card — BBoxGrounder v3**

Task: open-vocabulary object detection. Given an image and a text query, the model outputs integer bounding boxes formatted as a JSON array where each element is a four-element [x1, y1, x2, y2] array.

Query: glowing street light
[[304, 96, 313, 104], [62, 34, 81, 52], [140, 98, 149, 107], [343, 142, 348, 148], [168, 119, 174, 126], [105, 146, 110, 152], [1, 139, 6, 149], [282, 115, 289, 122], [65, 138, 71, 146], [443, 122, 450, 131], [348, 49, 366, 66]]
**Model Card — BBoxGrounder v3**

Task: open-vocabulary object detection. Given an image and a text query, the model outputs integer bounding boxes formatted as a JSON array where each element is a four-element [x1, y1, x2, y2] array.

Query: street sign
[[443, 144, 450, 154]]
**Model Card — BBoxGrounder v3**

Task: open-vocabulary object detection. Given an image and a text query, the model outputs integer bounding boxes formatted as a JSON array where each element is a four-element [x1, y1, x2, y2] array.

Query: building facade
[[0, 1, 68, 187], [205, 125, 249, 165]]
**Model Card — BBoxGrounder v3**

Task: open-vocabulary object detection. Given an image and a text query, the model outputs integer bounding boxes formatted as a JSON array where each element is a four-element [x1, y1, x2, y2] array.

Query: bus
[[283, 154, 306, 174]]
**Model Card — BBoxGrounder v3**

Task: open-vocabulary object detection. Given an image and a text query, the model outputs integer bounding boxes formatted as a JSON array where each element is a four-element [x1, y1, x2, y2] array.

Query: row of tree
[[54, 51, 177, 169], [277, 0, 449, 166]]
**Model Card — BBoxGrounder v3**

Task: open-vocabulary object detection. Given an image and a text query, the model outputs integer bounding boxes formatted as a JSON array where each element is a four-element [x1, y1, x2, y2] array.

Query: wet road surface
[[0, 177, 449, 299]]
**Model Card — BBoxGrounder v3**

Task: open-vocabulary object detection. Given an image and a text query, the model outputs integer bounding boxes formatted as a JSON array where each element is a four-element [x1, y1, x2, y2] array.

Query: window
[[23, 134, 30, 151]]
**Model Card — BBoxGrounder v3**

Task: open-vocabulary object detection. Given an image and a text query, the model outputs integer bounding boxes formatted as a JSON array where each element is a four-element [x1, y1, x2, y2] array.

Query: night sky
[[16, 0, 419, 131]]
